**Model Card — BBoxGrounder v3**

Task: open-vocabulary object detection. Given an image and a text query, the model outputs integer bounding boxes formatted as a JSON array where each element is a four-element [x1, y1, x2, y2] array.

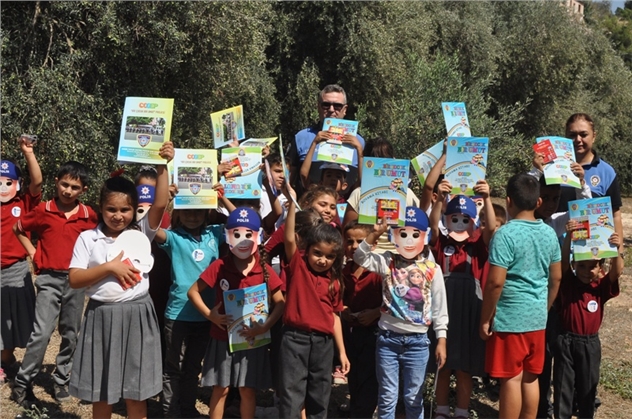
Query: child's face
[[536, 185, 561, 220], [101, 192, 135, 237], [55, 175, 86, 205], [311, 193, 337, 223], [321, 169, 347, 192], [574, 259, 601, 284], [345, 227, 367, 259], [306, 241, 338, 273], [179, 209, 207, 232], [478, 212, 504, 231], [269, 163, 285, 190], [391, 226, 426, 260], [0, 176, 18, 203]]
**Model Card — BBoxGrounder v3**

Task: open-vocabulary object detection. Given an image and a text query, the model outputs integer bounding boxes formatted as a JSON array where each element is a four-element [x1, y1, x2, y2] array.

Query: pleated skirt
[[201, 338, 271, 389], [0, 260, 36, 350], [69, 293, 162, 404]]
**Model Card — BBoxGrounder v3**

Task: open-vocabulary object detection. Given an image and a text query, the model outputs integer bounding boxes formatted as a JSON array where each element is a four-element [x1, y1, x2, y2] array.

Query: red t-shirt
[[1, 191, 41, 268], [432, 229, 490, 290], [342, 263, 382, 318], [557, 270, 619, 335], [283, 250, 343, 335], [17, 199, 98, 272], [199, 254, 282, 341]]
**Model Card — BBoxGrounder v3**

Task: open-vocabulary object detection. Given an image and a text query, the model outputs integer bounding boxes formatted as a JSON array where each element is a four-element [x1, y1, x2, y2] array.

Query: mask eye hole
[[451, 216, 459, 223], [463, 218, 470, 224], [245, 232, 252, 239], [412, 232, 420, 239], [137, 208, 145, 214], [400, 232, 408, 238], [233, 232, 241, 239]]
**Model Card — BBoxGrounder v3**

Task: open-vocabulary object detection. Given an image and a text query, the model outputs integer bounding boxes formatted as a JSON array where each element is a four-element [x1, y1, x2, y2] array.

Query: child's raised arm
[[300, 135, 328, 189], [429, 179, 451, 246], [473, 180, 497, 245], [562, 220, 576, 274], [352, 220, 390, 275], [283, 182, 298, 260], [148, 141, 174, 230], [608, 232, 624, 282], [20, 136, 43, 196], [419, 141, 446, 212]]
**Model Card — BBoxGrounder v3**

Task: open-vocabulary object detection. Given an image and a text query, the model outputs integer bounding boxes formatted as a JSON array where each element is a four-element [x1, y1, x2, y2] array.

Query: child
[[1, 137, 42, 381], [11, 161, 97, 407], [429, 180, 497, 419], [260, 153, 291, 235], [277, 185, 350, 418], [298, 184, 340, 225], [187, 207, 285, 419], [354, 206, 448, 419], [480, 173, 562, 419], [68, 142, 173, 419], [341, 221, 383, 418], [155, 208, 224, 418]]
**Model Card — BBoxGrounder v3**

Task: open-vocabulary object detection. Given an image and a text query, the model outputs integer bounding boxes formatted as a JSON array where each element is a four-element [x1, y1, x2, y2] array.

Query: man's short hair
[[318, 84, 347, 104], [506, 173, 540, 211], [57, 161, 90, 187]]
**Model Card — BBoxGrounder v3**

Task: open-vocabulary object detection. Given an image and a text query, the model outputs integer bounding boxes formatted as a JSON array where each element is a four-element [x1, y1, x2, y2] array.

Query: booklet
[[444, 137, 489, 196], [337, 203, 348, 221], [117, 97, 174, 164], [221, 146, 263, 199], [223, 283, 271, 353], [173, 148, 218, 209], [411, 140, 444, 187], [210, 105, 246, 149], [357, 157, 409, 227], [441, 102, 472, 137], [568, 197, 618, 261], [278, 133, 301, 210], [316, 118, 359, 165], [532, 139, 557, 164], [241, 137, 278, 148], [535, 136, 581, 188]]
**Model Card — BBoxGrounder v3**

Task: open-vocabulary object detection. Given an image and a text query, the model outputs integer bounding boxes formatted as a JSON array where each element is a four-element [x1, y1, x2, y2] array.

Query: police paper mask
[[390, 207, 429, 260], [0, 161, 20, 203], [445, 195, 477, 242], [225, 207, 261, 260], [136, 185, 155, 220]]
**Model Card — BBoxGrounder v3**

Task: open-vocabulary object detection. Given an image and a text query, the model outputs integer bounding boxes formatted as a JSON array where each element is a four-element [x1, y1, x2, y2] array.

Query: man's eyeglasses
[[320, 102, 346, 111]]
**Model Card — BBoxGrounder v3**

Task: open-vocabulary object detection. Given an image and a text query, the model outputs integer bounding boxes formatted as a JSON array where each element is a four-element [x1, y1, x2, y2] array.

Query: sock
[[455, 407, 469, 418], [435, 405, 450, 416]]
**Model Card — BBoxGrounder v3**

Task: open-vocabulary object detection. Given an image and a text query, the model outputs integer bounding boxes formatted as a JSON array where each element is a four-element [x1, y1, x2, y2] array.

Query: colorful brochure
[[241, 137, 278, 148], [444, 137, 489, 196], [568, 197, 617, 261], [337, 203, 348, 221], [278, 134, 301, 210], [532, 139, 557, 164], [316, 118, 359, 165], [357, 157, 409, 227], [210, 105, 245, 149], [411, 140, 444, 187], [173, 148, 218, 209], [223, 283, 271, 353], [377, 199, 400, 225], [535, 136, 580, 188], [221, 146, 263, 199], [441, 102, 472, 137], [117, 97, 174, 164]]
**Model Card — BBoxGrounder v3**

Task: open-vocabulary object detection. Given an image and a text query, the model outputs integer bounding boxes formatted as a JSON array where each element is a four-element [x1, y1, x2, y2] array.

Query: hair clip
[[139, 165, 158, 174], [110, 168, 125, 178]]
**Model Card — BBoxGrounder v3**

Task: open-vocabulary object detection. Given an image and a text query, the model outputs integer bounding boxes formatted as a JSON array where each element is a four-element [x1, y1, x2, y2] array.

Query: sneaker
[[10, 386, 39, 409], [53, 384, 71, 403], [332, 366, 348, 385]]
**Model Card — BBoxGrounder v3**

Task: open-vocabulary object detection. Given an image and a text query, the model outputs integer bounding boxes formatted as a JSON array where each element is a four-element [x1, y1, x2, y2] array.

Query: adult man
[[288, 84, 365, 196]]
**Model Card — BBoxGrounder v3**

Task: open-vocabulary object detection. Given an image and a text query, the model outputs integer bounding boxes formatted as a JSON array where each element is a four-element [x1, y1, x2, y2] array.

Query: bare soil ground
[[2, 200, 631, 419]]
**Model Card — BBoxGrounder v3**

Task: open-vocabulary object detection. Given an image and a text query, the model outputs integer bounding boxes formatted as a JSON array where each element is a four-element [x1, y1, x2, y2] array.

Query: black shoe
[[10, 386, 39, 409], [54, 384, 72, 402]]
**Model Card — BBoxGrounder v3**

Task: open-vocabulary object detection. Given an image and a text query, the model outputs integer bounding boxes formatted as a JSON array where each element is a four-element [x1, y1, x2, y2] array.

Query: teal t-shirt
[[160, 225, 224, 321], [488, 219, 561, 333]]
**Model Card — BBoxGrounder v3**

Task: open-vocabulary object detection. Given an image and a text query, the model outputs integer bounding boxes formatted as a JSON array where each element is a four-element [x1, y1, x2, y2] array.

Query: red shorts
[[485, 330, 545, 378]]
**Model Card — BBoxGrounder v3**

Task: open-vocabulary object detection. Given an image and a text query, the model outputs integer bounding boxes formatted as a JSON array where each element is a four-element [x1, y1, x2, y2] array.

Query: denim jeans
[[376, 330, 430, 419]]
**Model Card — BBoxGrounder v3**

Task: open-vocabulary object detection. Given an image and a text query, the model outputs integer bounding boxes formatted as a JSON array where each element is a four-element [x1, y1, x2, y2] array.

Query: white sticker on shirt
[[219, 278, 230, 291], [11, 206, 21, 217], [587, 300, 598, 313], [192, 249, 205, 262], [443, 245, 455, 256]]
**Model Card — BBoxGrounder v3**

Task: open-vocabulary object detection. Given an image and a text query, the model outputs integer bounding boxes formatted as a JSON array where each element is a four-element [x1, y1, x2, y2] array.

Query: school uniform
[[279, 250, 343, 419], [199, 254, 282, 390], [553, 270, 619, 419], [13, 199, 97, 391], [1, 190, 40, 351], [342, 263, 382, 419], [69, 216, 162, 404]]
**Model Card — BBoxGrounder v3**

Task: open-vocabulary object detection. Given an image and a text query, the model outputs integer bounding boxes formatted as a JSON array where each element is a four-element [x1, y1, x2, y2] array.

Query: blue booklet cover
[[223, 283, 271, 353], [535, 136, 581, 189], [221, 146, 263, 199], [316, 118, 359, 165], [357, 157, 409, 227], [442, 102, 472, 137], [568, 197, 617, 261], [411, 140, 443, 187], [444, 137, 488, 196]]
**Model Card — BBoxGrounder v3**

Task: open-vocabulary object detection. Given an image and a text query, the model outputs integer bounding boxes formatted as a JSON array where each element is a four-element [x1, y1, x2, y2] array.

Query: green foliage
[[601, 359, 632, 400]]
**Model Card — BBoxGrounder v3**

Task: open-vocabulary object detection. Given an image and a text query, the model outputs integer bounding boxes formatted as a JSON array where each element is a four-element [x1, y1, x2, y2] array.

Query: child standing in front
[[480, 173, 562, 419], [354, 206, 448, 419], [553, 222, 622, 419], [188, 207, 285, 419], [155, 208, 224, 418], [277, 185, 350, 419], [68, 142, 173, 419]]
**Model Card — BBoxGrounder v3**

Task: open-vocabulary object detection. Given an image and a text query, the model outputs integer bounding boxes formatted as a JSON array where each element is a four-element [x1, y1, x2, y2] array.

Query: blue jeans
[[376, 330, 430, 419]]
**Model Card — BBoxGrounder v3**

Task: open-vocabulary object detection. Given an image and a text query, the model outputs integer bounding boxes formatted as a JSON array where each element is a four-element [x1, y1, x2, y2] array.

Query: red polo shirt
[[200, 254, 282, 341], [557, 270, 619, 335], [1, 191, 41, 268], [342, 263, 383, 314], [283, 250, 343, 335], [16, 199, 97, 272]]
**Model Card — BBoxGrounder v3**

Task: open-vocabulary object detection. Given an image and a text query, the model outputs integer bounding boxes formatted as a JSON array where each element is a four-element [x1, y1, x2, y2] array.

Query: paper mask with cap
[[0, 160, 21, 203], [390, 206, 429, 260], [225, 207, 262, 260], [136, 184, 155, 220], [445, 195, 477, 242]]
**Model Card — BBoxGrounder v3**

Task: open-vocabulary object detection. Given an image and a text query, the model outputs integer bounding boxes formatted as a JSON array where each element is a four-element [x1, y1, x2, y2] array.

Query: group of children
[[0, 111, 624, 419]]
